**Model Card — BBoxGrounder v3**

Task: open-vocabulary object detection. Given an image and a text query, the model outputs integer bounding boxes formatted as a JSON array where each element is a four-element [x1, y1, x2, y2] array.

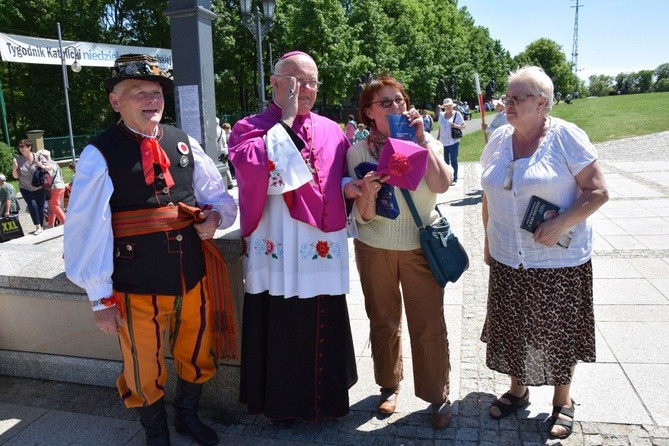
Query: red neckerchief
[[139, 137, 175, 188]]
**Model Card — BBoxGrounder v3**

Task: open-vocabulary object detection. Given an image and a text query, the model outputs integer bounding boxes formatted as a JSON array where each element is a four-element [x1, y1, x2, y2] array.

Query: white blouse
[[480, 118, 598, 269], [438, 111, 464, 147]]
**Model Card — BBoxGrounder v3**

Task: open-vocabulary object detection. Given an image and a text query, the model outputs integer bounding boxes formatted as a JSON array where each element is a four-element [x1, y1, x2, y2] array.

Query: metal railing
[[43, 133, 103, 161]]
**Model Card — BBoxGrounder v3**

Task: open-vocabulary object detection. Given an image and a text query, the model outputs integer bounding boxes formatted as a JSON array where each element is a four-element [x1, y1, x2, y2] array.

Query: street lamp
[[240, 0, 275, 111], [56, 22, 78, 165]]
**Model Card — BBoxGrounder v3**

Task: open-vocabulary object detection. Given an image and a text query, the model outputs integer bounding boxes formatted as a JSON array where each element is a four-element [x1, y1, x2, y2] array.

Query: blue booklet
[[353, 161, 400, 220], [387, 114, 416, 142]]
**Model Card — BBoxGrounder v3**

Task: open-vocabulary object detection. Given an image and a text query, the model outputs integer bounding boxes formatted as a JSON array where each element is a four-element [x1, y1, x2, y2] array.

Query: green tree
[[276, 0, 359, 113], [0, 0, 170, 144], [631, 70, 654, 94], [654, 63, 669, 81], [515, 38, 576, 96], [654, 79, 669, 92], [653, 63, 669, 92], [587, 74, 614, 97]]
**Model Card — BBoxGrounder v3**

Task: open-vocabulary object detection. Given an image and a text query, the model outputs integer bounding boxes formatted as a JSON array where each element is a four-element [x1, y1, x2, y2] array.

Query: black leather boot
[[135, 398, 171, 446], [173, 378, 219, 446]]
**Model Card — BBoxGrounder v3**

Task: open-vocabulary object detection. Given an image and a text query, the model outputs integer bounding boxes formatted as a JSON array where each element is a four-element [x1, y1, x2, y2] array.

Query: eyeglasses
[[369, 97, 406, 108], [274, 74, 322, 90], [502, 94, 535, 107]]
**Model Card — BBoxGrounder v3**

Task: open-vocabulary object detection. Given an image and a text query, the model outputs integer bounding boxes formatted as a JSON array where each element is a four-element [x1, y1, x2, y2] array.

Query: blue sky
[[459, 0, 669, 81]]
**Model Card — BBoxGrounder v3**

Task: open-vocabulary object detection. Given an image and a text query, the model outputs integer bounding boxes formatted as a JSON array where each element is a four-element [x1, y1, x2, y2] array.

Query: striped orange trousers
[[116, 279, 217, 408]]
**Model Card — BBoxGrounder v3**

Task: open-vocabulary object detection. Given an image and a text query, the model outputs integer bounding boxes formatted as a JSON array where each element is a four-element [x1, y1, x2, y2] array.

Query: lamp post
[[239, 0, 275, 112], [56, 22, 78, 164]]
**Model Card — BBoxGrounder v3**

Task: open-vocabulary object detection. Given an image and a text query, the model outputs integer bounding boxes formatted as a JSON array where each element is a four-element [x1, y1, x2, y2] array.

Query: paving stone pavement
[[1, 131, 669, 445]]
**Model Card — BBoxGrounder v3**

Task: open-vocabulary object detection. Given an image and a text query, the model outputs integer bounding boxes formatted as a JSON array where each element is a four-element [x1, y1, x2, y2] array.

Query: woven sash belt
[[112, 203, 237, 360]]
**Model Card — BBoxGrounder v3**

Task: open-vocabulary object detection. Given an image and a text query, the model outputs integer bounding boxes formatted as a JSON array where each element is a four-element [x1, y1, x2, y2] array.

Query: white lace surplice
[[242, 124, 349, 299]]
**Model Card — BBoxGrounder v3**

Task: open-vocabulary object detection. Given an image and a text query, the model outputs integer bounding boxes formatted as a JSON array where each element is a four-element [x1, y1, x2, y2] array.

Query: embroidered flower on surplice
[[299, 240, 341, 260], [315, 241, 330, 258], [268, 159, 285, 188], [253, 238, 282, 259]]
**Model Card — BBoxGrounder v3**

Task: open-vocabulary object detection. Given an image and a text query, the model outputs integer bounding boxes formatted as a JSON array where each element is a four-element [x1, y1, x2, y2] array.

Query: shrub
[[0, 142, 15, 178], [654, 79, 669, 92]]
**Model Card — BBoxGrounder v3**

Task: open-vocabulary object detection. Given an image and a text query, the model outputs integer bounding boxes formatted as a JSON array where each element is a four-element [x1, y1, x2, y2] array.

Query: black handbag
[[400, 189, 469, 287], [31, 167, 52, 189], [450, 112, 463, 139]]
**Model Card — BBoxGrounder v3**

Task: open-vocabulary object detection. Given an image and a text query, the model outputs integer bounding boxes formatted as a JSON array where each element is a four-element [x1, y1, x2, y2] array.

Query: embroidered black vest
[[91, 124, 206, 295]]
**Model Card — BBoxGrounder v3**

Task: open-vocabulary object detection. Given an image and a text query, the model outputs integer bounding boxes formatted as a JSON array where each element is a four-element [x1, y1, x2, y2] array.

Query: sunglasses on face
[[369, 97, 406, 108], [502, 94, 535, 107]]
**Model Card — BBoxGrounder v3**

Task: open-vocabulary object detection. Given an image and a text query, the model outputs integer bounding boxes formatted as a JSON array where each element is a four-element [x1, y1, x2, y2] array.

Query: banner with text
[[0, 32, 172, 69]]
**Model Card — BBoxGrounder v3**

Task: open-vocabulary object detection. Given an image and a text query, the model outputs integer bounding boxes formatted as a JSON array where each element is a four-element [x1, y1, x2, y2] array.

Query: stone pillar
[[26, 130, 45, 152], [164, 0, 227, 179]]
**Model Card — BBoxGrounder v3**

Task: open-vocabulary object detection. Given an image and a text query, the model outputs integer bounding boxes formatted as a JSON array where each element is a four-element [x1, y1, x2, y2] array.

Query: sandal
[[489, 388, 530, 420], [549, 399, 575, 439]]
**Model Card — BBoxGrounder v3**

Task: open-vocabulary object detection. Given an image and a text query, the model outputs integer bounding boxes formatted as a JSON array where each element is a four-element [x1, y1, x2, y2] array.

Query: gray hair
[[508, 66, 554, 113]]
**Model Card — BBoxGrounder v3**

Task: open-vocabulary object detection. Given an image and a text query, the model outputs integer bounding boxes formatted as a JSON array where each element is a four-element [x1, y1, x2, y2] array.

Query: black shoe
[[173, 379, 219, 446], [136, 398, 171, 446]]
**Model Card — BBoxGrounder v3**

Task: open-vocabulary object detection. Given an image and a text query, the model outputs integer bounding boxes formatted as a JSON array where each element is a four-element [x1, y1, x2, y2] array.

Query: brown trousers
[[354, 239, 450, 404], [116, 279, 217, 408]]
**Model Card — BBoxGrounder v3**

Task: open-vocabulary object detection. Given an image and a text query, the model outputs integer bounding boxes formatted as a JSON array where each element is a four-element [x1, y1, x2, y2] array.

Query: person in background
[[222, 122, 234, 180], [437, 98, 465, 186], [36, 146, 52, 162], [64, 54, 237, 446], [228, 50, 359, 423], [12, 139, 48, 235], [480, 66, 608, 440], [344, 114, 357, 144], [216, 117, 226, 159], [346, 74, 454, 429], [482, 98, 507, 137], [63, 162, 76, 211], [422, 110, 433, 133], [460, 102, 471, 121], [44, 160, 66, 227], [0, 174, 20, 217], [216, 118, 233, 189], [354, 122, 369, 143]]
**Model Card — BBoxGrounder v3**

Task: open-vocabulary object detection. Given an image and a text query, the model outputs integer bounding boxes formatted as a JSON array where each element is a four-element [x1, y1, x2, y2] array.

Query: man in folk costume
[[64, 54, 237, 446], [228, 51, 360, 421]]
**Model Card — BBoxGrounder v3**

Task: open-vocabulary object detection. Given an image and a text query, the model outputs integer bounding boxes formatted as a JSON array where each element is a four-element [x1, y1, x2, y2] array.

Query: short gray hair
[[508, 66, 554, 113]]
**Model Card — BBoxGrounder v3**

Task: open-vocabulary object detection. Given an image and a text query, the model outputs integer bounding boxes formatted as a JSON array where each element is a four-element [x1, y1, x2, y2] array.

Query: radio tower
[[571, 0, 584, 74]]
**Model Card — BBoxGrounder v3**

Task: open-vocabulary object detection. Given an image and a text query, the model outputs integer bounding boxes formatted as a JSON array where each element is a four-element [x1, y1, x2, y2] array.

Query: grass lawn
[[457, 91, 669, 162]]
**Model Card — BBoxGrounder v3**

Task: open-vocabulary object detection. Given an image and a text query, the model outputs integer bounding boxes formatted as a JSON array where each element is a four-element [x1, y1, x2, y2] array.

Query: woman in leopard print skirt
[[479, 66, 608, 440]]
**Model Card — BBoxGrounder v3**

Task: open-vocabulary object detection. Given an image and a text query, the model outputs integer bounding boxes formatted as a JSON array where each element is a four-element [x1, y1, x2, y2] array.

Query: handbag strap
[[399, 188, 445, 230], [399, 188, 423, 229]]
